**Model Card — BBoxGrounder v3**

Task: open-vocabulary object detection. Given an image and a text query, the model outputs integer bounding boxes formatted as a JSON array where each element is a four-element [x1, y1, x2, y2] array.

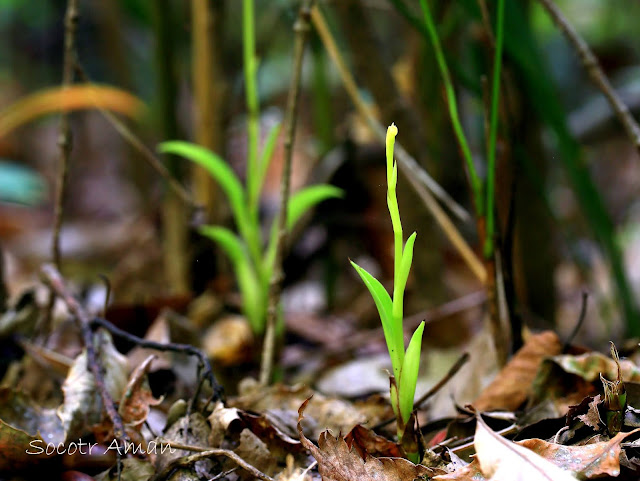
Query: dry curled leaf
[[344, 424, 404, 459], [58, 330, 129, 442], [297, 397, 437, 481], [436, 427, 639, 480], [474, 331, 561, 412], [474, 415, 577, 481], [519, 429, 639, 479], [118, 355, 163, 436]]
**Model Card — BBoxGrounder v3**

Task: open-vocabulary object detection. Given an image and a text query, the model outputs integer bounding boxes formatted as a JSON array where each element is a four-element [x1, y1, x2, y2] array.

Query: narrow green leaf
[[350, 261, 404, 377], [287, 184, 343, 230], [398, 321, 424, 425], [262, 185, 342, 274], [393, 232, 417, 322], [199, 225, 264, 333], [397, 232, 417, 296], [159, 141, 252, 239]]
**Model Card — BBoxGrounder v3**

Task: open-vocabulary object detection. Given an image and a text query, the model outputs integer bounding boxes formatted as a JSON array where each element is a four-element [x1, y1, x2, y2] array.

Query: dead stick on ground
[[52, 0, 78, 269], [311, 6, 486, 283], [154, 441, 274, 481], [259, 0, 313, 386], [536, 0, 640, 156], [44, 0, 79, 338], [41, 264, 129, 443]]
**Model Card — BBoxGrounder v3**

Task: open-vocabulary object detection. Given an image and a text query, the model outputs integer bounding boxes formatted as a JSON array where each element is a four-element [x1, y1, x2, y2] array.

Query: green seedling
[[160, 141, 342, 335], [601, 342, 626, 436], [351, 124, 424, 446], [159, 0, 341, 335]]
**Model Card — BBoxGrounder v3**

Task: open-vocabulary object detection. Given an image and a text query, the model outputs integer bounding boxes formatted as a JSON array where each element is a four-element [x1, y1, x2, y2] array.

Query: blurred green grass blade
[[501, 1, 639, 334], [263, 184, 343, 277], [452, 0, 639, 334], [399, 321, 425, 424], [287, 185, 343, 230], [397, 232, 417, 297], [351, 261, 404, 377], [484, 0, 506, 259], [199, 225, 264, 332], [159, 141, 252, 236]]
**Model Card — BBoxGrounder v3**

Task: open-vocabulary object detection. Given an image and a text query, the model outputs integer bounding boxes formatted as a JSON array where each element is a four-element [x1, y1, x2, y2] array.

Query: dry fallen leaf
[[474, 414, 577, 481], [234, 381, 388, 440], [58, 329, 129, 442], [297, 397, 438, 481], [118, 355, 163, 437], [344, 424, 404, 459], [436, 426, 639, 480], [474, 331, 561, 412], [519, 429, 639, 479]]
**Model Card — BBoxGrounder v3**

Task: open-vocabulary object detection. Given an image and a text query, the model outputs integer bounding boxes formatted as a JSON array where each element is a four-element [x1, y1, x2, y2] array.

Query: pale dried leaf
[[235, 428, 277, 477], [550, 352, 640, 383], [127, 315, 172, 371], [58, 330, 128, 441], [474, 415, 577, 480], [437, 429, 638, 480], [576, 395, 604, 430], [519, 429, 639, 478]]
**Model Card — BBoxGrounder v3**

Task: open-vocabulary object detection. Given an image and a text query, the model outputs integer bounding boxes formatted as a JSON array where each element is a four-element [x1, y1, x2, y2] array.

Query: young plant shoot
[[159, 0, 341, 336], [159, 141, 342, 335], [351, 123, 424, 444]]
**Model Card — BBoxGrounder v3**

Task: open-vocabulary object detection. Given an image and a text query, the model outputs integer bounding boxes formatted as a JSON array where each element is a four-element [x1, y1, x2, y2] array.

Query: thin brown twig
[[52, 0, 78, 269], [310, 6, 486, 283], [89, 316, 224, 406], [259, 0, 314, 386], [154, 441, 274, 481], [536, 0, 640, 156], [562, 291, 588, 353], [40, 264, 129, 443], [415, 351, 470, 410]]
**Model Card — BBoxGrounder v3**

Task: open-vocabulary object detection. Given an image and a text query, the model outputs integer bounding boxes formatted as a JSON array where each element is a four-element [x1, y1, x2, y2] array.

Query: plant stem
[[259, 0, 313, 386], [484, 0, 505, 259], [52, 0, 78, 270], [418, 0, 482, 214], [243, 0, 261, 222], [152, 0, 190, 295], [191, 0, 226, 221]]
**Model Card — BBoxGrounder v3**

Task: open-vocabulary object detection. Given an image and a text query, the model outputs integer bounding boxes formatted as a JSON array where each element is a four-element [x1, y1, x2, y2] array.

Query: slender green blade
[[199, 225, 264, 332], [287, 185, 343, 230], [397, 233, 417, 301], [398, 321, 425, 425], [159, 141, 252, 238], [351, 261, 404, 377]]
